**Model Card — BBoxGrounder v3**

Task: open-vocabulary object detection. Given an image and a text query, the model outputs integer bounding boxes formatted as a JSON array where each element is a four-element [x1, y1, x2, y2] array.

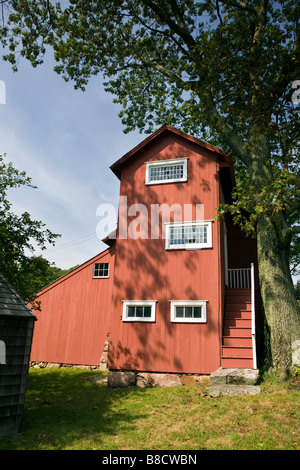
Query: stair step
[[225, 302, 251, 311], [224, 318, 252, 328], [210, 367, 259, 385], [225, 295, 251, 303], [223, 327, 252, 337], [222, 346, 253, 358], [225, 289, 251, 296], [225, 310, 251, 319], [209, 368, 260, 395], [209, 384, 261, 397], [223, 336, 253, 347], [221, 357, 254, 368], [222, 287, 254, 370]]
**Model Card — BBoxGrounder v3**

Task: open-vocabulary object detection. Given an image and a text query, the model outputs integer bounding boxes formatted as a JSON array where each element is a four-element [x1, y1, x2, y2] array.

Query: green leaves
[[0, 154, 60, 303], [1, 0, 299, 266], [218, 161, 300, 243], [1, 1, 298, 143]]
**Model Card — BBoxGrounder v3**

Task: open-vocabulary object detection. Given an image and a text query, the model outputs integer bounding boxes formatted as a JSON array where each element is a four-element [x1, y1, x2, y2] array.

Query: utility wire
[[45, 232, 99, 253]]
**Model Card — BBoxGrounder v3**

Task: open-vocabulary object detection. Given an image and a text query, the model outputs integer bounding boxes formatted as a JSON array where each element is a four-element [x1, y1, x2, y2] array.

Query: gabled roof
[[0, 275, 36, 319], [35, 247, 115, 297], [110, 124, 234, 182]]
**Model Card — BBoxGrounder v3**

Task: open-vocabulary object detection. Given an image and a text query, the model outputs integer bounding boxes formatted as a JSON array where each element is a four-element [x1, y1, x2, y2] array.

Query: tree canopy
[[1, 0, 299, 375], [0, 153, 60, 304], [1, 1, 299, 231]]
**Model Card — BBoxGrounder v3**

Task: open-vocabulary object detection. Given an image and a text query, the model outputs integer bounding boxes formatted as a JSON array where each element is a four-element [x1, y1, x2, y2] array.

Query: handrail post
[[227, 268, 251, 289], [251, 262, 257, 369]]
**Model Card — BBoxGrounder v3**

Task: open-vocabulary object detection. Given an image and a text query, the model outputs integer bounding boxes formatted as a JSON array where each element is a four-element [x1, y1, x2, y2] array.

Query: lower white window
[[170, 300, 207, 323], [122, 300, 156, 322], [165, 221, 212, 250]]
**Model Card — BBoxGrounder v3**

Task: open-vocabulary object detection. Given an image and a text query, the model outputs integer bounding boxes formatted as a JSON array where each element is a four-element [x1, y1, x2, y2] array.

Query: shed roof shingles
[[0, 275, 36, 318]]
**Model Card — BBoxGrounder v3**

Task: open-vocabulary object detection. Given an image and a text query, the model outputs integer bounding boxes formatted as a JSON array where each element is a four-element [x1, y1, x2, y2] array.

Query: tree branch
[[139, 55, 188, 88], [218, 0, 257, 15], [141, 0, 196, 49], [130, 13, 189, 57], [279, 223, 300, 247], [216, 0, 224, 25], [272, 29, 299, 104], [288, 225, 300, 236]]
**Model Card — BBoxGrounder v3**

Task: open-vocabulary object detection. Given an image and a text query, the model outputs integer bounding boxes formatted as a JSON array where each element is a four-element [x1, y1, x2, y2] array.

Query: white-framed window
[[165, 221, 212, 250], [145, 158, 188, 185], [93, 263, 109, 278], [122, 300, 157, 322], [170, 300, 207, 323]]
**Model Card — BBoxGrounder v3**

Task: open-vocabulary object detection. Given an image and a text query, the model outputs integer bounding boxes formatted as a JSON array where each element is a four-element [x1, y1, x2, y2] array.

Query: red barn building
[[30, 125, 262, 375]]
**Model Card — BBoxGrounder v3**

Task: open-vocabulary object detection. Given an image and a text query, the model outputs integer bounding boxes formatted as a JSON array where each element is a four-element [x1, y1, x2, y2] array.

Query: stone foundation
[[99, 334, 109, 370], [30, 361, 102, 370], [30, 356, 261, 397], [107, 367, 261, 396], [107, 370, 211, 392]]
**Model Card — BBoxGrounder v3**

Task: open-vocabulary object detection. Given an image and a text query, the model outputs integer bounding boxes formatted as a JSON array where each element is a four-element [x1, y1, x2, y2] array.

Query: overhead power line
[[45, 232, 99, 253]]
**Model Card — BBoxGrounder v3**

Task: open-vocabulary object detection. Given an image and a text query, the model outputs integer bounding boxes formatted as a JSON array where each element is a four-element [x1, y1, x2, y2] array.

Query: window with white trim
[[145, 158, 187, 185], [165, 221, 212, 250], [122, 301, 156, 322], [93, 263, 109, 278], [170, 300, 207, 323]]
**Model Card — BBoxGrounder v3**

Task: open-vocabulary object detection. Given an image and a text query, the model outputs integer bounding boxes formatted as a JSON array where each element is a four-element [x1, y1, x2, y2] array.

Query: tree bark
[[256, 213, 300, 379], [246, 124, 300, 379]]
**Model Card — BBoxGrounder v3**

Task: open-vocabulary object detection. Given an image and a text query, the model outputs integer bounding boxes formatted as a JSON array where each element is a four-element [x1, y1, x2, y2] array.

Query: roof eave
[[110, 124, 231, 180]]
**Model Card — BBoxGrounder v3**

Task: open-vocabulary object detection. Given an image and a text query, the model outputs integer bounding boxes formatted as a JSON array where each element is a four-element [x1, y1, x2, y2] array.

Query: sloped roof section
[[102, 229, 116, 247], [34, 247, 115, 297], [110, 123, 233, 180], [0, 275, 36, 318]]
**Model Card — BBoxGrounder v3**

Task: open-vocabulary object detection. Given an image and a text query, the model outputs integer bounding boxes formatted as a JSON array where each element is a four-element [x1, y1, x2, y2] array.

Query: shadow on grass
[[0, 368, 150, 450]]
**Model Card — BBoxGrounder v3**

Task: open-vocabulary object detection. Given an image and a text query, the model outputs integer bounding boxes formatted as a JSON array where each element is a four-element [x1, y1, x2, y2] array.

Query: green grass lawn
[[0, 367, 299, 450]]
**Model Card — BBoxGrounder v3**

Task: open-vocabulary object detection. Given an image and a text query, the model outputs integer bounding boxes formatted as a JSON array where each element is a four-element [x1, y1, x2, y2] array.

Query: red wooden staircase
[[221, 288, 254, 368]]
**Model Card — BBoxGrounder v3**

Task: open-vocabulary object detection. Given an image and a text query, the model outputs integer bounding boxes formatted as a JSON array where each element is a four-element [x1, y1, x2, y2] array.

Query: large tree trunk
[[256, 213, 300, 379], [248, 126, 300, 379]]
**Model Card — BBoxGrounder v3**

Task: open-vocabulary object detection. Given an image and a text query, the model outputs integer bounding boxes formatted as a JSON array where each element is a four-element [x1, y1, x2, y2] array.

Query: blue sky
[[0, 53, 143, 269]]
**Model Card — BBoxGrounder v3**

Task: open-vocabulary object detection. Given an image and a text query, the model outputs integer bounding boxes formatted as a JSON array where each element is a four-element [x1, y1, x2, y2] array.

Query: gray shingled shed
[[0, 274, 36, 438]]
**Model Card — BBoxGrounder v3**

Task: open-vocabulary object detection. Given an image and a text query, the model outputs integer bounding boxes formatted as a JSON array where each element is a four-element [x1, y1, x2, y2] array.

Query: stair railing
[[226, 264, 258, 369], [251, 262, 257, 369], [227, 268, 251, 288]]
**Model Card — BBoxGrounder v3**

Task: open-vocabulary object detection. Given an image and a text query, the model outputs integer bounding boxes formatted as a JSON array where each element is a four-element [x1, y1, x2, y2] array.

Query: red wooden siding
[[29, 125, 261, 373], [30, 248, 115, 366], [226, 215, 258, 270], [108, 130, 225, 374]]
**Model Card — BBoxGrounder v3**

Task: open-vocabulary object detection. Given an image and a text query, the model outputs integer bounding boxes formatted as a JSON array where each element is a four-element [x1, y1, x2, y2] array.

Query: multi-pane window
[[170, 301, 207, 323], [93, 263, 109, 278], [145, 158, 187, 185], [175, 305, 202, 319], [127, 305, 152, 318], [149, 163, 184, 182], [170, 225, 207, 246], [165, 221, 212, 250], [122, 301, 156, 322]]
